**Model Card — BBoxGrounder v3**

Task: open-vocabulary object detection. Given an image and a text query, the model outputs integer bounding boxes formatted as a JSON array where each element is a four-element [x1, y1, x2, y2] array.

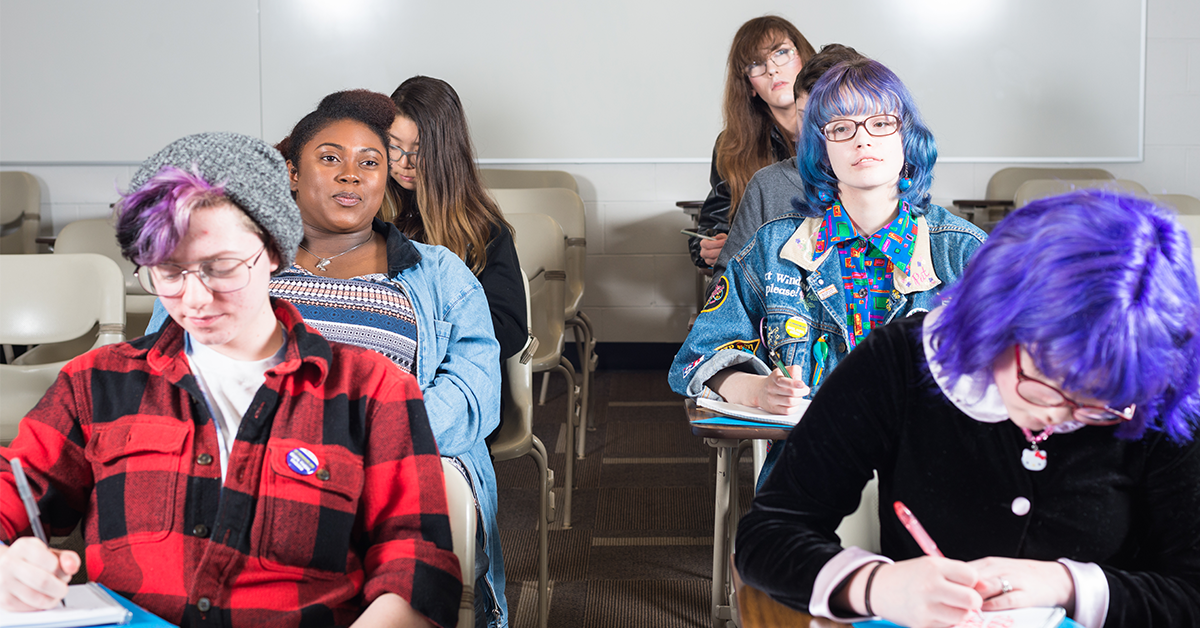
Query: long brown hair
[[382, 76, 511, 275], [715, 16, 814, 219]]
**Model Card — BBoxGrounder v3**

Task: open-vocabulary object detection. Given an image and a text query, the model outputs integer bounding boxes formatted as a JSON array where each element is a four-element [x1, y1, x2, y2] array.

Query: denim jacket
[[148, 220, 507, 626], [670, 204, 985, 398]]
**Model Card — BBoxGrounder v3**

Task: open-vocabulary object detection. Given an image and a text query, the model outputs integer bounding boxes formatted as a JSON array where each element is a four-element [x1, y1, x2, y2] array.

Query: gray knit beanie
[[129, 132, 303, 271]]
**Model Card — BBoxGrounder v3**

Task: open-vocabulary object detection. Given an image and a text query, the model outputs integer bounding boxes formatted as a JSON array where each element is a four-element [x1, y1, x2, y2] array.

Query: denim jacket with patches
[[669, 204, 985, 399]]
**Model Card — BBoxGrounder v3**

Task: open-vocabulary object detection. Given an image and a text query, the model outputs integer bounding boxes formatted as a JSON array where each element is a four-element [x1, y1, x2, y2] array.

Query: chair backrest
[[491, 187, 587, 318], [1013, 178, 1149, 209], [834, 474, 880, 554], [490, 271, 535, 462], [506, 213, 566, 373], [986, 167, 1115, 201], [480, 168, 578, 193], [441, 458, 477, 628], [0, 171, 41, 254], [53, 218, 156, 313], [1155, 194, 1200, 216], [0, 253, 126, 445]]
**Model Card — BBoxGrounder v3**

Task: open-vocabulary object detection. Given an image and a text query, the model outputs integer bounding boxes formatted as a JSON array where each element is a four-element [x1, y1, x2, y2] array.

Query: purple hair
[[796, 59, 937, 216], [115, 165, 228, 266], [930, 190, 1200, 441]]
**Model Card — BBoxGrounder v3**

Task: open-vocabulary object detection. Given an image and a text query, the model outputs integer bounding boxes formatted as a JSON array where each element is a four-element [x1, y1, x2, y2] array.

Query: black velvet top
[[478, 221, 528, 361], [736, 313, 1200, 628]]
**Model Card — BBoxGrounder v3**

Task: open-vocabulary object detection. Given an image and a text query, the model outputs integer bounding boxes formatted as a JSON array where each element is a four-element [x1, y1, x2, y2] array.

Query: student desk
[[686, 398, 790, 628], [732, 561, 843, 628]]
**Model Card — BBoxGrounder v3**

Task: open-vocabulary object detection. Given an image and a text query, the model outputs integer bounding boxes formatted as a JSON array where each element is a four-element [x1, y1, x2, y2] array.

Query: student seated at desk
[[689, 15, 815, 269], [707, 43, 866, 287], [669, 58, 985, 484], [735, 191, 1200, 628], [0, 133, 462, 628]]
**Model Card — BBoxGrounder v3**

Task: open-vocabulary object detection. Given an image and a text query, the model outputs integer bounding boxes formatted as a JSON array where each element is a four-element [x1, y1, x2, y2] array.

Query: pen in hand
[[894, 501, 984, 621], [12, 457, 67, 606], [680, 229, 717, 241]]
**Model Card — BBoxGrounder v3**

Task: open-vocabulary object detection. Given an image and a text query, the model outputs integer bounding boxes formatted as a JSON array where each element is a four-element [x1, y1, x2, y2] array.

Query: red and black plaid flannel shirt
[[1, 299, 462, 628]]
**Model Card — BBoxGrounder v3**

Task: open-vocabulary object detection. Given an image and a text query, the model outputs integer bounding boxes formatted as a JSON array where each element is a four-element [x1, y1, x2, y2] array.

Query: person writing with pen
[[668, 58, 985, 483], [736, 190, 1200, 628], [0, 132, 462, 628]]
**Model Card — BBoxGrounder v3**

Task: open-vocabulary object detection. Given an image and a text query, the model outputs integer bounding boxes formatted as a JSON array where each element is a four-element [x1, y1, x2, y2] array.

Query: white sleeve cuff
[[1058, 558, 1109, 628], [809, 546, 892, 621]]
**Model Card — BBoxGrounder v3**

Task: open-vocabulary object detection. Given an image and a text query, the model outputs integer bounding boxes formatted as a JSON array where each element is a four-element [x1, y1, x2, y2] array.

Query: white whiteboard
[[0, 0, 1145, 164]]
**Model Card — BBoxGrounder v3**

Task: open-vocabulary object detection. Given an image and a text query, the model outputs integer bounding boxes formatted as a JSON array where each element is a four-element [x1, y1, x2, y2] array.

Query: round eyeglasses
[[134, 246, 267, 297], [745, 47, 799, 78], [1013, 346, 1136, 426], [821, 114, 901, 143]]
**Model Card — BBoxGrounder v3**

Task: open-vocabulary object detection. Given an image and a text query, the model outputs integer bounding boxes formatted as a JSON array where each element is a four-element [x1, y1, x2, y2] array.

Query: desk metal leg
[[751, 440, 768, 490], [708, 438, 738, 628]]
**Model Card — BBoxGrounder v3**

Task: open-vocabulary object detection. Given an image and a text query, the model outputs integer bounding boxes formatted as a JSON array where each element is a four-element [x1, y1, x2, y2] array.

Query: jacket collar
[[779, 204, 941, 294], [376, 217, 422, 277], [147, 298, 332, 385]]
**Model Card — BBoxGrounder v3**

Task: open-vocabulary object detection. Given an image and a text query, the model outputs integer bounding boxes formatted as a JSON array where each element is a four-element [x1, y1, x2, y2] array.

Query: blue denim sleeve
[[668, 253, 772, 398], [147, 298, 168, 334]]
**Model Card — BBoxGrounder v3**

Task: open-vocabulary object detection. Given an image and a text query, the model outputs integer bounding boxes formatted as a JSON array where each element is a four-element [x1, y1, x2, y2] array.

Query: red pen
[[893, 500, 944, 558]]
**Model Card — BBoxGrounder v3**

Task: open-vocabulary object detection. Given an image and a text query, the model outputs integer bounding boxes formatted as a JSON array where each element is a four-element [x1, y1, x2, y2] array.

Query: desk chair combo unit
[[442, 457, 480, 628], [53, 217, 157, 338], [488, 269, 553, 628], [0, 170, 42, 254], [506, 212, 585, 533], [953, 167, 1116, 230], [0, 253, 126, 446]]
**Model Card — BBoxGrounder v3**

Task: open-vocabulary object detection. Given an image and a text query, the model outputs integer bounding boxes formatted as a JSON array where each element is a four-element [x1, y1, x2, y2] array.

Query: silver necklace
[[299, 234, 372, 272]]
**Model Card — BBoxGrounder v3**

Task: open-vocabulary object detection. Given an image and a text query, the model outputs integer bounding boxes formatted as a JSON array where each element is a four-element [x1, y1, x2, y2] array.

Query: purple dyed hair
[[930, 189, 1200, 441], [115, 165, 231, 266], [796, 59, 937, 216]]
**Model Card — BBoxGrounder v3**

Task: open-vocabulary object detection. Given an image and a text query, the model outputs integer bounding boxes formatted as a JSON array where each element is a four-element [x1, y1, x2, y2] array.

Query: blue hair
[[794, 59, 937, 217], [930, 190, 1200, 442]]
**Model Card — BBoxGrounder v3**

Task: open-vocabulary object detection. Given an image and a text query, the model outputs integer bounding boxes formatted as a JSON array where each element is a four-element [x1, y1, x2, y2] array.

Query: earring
[[817, 189, 834, 203], [898, 164, 913, 192]]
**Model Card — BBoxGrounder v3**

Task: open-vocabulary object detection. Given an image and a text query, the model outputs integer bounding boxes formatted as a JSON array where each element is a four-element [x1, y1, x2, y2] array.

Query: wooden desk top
[[732, 563, 850, 628], [684, 398, 792, 441]]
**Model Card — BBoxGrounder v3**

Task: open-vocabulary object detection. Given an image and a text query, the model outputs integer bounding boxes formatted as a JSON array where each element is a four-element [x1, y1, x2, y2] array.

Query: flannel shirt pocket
[[258, 442, 365, 577], [86, 420, 189, 548]]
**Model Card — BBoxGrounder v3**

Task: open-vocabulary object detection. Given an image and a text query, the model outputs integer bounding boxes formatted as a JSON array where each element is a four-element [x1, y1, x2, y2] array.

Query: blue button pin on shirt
[[286, 447, 319, 476]]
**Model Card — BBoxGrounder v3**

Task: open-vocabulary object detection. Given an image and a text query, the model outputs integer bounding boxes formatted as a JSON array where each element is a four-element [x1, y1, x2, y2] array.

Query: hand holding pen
[[0, 458, 79, 611]]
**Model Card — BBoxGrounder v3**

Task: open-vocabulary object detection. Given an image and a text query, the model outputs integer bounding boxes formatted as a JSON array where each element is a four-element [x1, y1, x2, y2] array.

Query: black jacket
[[689, 126, 793, 268]]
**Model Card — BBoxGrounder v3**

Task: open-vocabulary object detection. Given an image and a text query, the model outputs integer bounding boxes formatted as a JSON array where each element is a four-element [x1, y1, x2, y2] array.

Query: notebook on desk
[[695, 397, 810, 427], [0, 583, 174, 628], [855, 606, 1070, 628]]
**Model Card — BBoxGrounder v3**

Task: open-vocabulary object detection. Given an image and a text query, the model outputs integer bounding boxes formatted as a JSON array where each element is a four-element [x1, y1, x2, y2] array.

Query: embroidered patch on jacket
[[701, 276, 729, 313], [715, 339, 760, 354]]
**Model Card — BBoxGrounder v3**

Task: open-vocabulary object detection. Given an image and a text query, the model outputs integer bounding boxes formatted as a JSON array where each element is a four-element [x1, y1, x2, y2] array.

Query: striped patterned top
[[270, 265, 419, 374]]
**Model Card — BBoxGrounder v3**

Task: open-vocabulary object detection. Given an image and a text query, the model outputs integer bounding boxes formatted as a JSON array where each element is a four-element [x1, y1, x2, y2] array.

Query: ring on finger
[[1000, 578, 1013, 595]]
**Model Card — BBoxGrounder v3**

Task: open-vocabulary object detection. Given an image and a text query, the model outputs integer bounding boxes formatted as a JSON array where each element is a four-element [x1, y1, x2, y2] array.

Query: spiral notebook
[[855, 606, 1069, 628], [694, 397, 810, 427]]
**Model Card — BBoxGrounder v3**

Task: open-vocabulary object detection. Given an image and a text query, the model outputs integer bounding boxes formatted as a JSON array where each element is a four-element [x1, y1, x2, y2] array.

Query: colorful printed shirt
[[1, 299, 462, 628], [812, 200, 917, 348]]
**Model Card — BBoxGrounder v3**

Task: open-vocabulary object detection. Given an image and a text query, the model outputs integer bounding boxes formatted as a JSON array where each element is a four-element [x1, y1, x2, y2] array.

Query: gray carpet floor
[[495, 370, 755, 628]]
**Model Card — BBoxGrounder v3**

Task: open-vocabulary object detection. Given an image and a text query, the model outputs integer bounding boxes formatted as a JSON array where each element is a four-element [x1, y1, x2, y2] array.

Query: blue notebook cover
[[95, 585, 175, 627]]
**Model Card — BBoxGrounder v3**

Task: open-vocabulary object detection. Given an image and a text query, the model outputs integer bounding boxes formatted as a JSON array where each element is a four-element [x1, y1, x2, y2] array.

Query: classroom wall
[[3, 0, 1197, 344]]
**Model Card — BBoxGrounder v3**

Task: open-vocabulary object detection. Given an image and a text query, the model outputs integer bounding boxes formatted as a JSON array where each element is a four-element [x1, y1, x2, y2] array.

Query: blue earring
[[898, 164, 913, 192], [817, 189, 834, 203]]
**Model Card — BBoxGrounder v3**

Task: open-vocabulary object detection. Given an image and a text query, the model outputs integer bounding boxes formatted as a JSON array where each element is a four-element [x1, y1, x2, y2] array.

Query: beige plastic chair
[[1013, 179, 1149, 209], [442, 457, 478, 628], [491, 187, 596, 462], [53, 218, 156, 338], [480, 168, 578, 194], [985, 167, 1115, 201], [0, 253, 126, 445], [507, 213, 583, 529], [835, 474, 881, 554], [488, 270, 552, 628], [0, 171, 42, 254], [1155, 194, 1200, 216]]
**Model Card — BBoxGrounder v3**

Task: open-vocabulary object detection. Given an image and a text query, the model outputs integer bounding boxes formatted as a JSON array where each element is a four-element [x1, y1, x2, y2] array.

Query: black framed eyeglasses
[[134, 246, 267, 297], [745, 47, 799, 78], [821, 114, 901, 143], [1013, 346, 1135, 426]]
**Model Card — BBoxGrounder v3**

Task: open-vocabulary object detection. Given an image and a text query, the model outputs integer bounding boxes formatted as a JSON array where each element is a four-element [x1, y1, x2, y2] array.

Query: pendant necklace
[[1019, 426, 1054, 471], [299, 234, 373, 272]]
